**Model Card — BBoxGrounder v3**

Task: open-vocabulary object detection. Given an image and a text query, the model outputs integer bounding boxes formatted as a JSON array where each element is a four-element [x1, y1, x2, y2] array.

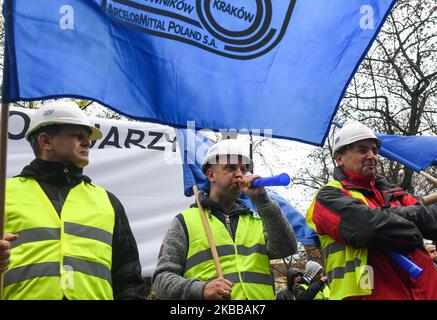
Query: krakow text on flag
[[3, 0, 396, 145]]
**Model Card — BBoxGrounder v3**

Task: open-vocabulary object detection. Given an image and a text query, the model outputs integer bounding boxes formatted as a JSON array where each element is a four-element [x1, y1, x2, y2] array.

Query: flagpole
[[0, 101, 10, 300], [192, 185, 223, 279], [420, 171, 437, 186]]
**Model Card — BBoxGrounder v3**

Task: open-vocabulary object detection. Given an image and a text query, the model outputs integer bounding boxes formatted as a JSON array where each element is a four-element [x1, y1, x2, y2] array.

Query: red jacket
[[312, 167, 437, 300]]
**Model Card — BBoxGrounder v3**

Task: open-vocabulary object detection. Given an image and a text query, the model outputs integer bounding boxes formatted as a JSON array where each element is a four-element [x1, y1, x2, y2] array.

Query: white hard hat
[[201, 139, 253, 173], [25, 101, 103, 141], [332, 122, 381, 157]]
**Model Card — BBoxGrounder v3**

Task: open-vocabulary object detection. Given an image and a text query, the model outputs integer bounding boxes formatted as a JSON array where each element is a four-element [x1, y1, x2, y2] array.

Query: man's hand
[[203, 277, 233, 300], [242, 174, 267, 201], [0, 234, 19, 273], [319, 275, 329, 283]]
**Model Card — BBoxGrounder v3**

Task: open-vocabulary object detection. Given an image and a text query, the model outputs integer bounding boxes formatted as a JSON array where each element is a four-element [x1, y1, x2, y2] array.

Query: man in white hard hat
[[306, 122, 437, 300], [0, 101, 146, 300], [153, 139, 297, 300]]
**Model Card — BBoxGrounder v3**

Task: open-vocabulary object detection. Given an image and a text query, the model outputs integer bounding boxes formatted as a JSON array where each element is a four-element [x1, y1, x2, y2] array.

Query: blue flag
[[175, 127, 212, 197], [176, 128, 319, 246], [377, 134, 437, 173], [3, 0, 396, 145]]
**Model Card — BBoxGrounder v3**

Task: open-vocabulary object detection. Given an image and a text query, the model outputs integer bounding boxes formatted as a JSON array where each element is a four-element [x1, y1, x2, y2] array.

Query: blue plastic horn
[[386, 251, 423, 279], [252, 173, 291, 187]]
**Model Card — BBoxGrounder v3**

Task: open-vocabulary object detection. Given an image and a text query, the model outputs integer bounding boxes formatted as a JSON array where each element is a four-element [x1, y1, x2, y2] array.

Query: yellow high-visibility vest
[[182, 208, 275, 300], [306, 180, 372, 300], [4, 177, 114, 300]]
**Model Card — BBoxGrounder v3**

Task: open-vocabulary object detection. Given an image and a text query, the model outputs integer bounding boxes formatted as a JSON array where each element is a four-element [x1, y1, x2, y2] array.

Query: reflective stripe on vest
[[181, 208, 275, 300], [300, 283, 331, 300], [306, 180, 372, 300], [4, 177, 114, 300]]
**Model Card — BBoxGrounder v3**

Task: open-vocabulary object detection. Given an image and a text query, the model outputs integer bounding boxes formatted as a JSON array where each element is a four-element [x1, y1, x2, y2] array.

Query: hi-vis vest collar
[[181, 207, 275, 300], [4, 177, 115, 300]]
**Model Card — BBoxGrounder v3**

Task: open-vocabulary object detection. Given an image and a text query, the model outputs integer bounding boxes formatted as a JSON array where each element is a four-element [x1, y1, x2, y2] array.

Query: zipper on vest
[[224, 214, 233, 239], [64, 167, 71, 184]]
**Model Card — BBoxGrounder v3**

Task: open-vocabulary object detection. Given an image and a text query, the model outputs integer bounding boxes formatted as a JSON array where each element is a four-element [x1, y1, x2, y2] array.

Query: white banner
[[7, 107, 192, 276]]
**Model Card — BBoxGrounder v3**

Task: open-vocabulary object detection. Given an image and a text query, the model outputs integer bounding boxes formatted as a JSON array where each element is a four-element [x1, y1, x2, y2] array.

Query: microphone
[[251, 173, 291, 187], [386, 251, 423, 279]]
